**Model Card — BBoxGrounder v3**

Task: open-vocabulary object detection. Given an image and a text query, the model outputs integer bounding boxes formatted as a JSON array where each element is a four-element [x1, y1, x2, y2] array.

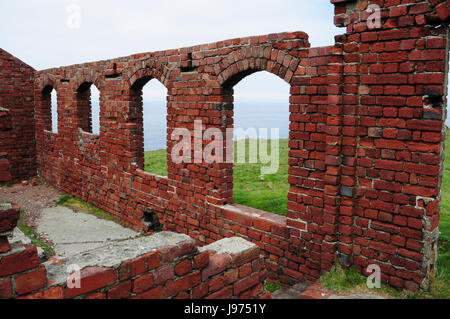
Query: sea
[[52, 98, 450, 151], [88, 100, 290, 151]]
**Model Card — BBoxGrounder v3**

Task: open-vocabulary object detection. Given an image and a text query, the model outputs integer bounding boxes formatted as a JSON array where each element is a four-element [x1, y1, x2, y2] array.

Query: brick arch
[[37, 74, 59, 93], [71, 72, 103, 135], [35, 74, 60, 135], [122, 59, 171, 171], [215, 47, 301, 88], [71, 72, 103, 93], [123, 59, 171, 90]]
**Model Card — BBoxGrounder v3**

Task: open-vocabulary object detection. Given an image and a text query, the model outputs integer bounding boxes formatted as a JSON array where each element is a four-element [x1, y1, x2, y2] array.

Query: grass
[[232, 139, 289, 216], [17, 210, 54, 257], [144, 139, 289, 216], [265, 282, 282, 294], [0, 182, 13, 187], [57, 194, 116, 223], [144, 149, 168, 177]]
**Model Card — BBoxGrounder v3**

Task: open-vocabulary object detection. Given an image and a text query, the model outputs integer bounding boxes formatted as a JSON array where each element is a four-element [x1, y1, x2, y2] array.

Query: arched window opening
[[91, 85, 100, 135], [51, 89, 58, 133], [41, 85, 58, 133], [230, 71, 290, 216], [130, 77, 168, 177], [76, 82, 100, 135]]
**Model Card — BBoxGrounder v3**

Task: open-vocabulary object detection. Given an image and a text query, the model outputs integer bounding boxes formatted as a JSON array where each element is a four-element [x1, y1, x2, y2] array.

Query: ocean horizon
[[86, 100, 290, 151], [63, 97, 450, 151]]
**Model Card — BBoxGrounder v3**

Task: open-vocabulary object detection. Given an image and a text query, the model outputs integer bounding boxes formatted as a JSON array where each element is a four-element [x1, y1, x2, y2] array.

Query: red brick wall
[[331, 0, 448, 290], [0, 205, 270, 299], [0, 49, 36, 182], [0, 0, 446, 291]]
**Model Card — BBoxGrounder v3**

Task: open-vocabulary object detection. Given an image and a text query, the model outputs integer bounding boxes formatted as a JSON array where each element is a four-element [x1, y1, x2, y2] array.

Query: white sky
[[0, 0, 342, 101], [2, 0, 447, 120]]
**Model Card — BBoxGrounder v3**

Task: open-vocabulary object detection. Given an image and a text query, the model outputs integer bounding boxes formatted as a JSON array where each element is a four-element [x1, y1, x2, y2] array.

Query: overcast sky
[[0, 0, 343, 101], [2, 1, 448, 122]]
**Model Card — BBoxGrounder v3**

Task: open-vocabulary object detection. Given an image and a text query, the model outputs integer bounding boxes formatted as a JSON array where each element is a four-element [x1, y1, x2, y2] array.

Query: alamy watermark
[[66, 264, 81, 289], [366, 264, 381, 289], [366, 4, 381, 29], [66, 4, 81, 30], [171, 120, 280, 175]]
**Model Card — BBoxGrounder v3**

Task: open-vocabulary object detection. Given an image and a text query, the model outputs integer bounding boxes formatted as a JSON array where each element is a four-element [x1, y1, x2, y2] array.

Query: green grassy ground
[[17, 210, 54, 257], [232, 139, 289, 216], [57, 194, 117, 223], [144, 149, 169, 177], [144, 139, 289, 216]]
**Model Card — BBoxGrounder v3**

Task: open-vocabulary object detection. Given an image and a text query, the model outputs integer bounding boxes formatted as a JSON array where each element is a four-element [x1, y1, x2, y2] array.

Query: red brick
[[108, 280, 132, 299], [238, 263, 252, 278], [165, 272, 201, 297], [192, 282, 209, 299], [19, 286, 63, 299], [83, 292, 106, 299], [145, 251, 162, 270], [231, 246, 261, 267], [133, 273, 154, 293], [0, 278, 12, 299], [161, 242, 196, 263], [0, 245, 40, 277], [253, 218, 272, 232], [0, 236, 10, 253], [193, 251, 210, 269], [14, 266, 47, 295], [233, 272, 260, 295], [0, 207, 20, 233], [208, 276, 225, 292], [205, 286, 233, 299], [154, 265, 174, 285], [175, 259, 192, 276], [118, 256, 146, 280], [65, 267, 116, 299], [223, 268, 239, 284]]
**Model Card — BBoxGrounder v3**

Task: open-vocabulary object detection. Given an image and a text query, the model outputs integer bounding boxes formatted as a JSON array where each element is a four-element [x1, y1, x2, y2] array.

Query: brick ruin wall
[[0, 49, 36, 182], [0, 205, 270, 299], [1, 0, 450, 293]]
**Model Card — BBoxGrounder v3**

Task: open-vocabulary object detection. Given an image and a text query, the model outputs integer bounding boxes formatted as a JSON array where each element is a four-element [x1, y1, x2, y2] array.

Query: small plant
[[265, 282, 282, 294], [0, 182, 13, 187], [320, 261, 367, 293], [319, 259, 450, 299], [17, 210, 54, 257], [57, 194, 116, 222]]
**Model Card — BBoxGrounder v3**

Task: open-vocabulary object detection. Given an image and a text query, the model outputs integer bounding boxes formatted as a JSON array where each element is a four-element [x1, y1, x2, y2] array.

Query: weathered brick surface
[[0, 204, 20, 233], [1, 227, 268, 300], [64, 266, 117, 299], [0, 245, 40, 277], [0, 277, 12, 299], [0, 49, 36, 182], [13, 266, 47, 295], [0, 0, 448, 292], [18, 286, 63, 299]]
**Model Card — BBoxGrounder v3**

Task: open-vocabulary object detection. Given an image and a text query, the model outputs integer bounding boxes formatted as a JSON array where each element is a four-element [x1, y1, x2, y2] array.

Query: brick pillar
[[331, 0, 449, 290]]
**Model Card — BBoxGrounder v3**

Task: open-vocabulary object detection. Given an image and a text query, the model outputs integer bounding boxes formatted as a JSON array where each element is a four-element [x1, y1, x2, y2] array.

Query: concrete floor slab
[[36, 206, 139, 258], [45, 232, 195, 285]]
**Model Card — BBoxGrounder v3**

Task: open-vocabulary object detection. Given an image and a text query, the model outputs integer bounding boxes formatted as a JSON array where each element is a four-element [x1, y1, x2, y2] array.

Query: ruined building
[[1, 0, 449, 298]]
